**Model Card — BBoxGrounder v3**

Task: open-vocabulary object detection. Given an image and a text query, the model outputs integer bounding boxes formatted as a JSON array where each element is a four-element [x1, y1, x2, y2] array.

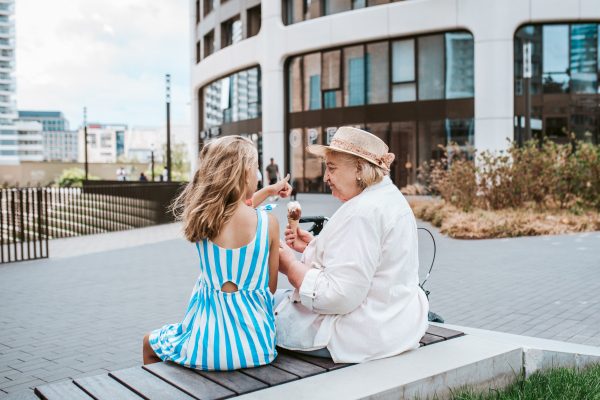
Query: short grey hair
[[324, 148, 388, 190]]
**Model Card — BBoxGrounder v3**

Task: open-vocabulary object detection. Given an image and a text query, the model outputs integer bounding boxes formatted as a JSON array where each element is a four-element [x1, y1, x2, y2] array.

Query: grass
[[409, 200, 600, 239], [422, 364, 600, 400]]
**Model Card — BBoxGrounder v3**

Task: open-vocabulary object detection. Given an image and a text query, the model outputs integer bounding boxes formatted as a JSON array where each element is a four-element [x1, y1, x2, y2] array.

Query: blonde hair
[[173, 136, 257, 242], [324, 148, 388, 190]]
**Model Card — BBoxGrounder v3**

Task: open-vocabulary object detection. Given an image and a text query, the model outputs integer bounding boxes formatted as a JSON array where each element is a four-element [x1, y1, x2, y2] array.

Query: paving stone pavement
[[1, 193, 599, 396]]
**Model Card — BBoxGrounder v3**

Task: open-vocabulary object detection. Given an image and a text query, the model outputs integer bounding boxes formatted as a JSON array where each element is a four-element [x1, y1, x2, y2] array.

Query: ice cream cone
[[288, 217, 299, 247]]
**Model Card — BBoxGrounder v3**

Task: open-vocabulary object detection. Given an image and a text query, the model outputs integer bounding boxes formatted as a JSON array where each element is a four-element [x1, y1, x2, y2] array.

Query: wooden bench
[[25, 325, 463, 400]]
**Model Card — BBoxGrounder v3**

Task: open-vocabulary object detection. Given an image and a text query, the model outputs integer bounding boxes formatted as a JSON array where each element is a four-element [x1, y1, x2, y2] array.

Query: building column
[[459, 0, 530, 153], [259, 0, 287, 177], [473, 39, 515, 153]]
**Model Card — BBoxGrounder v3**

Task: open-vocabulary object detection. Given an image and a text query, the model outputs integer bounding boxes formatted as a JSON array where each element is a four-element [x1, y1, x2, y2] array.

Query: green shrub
[[55, 168, 99, 187], [420, 137, 600, 212]]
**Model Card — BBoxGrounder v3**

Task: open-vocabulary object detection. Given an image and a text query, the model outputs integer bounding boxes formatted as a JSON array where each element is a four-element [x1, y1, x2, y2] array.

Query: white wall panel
[[387, 0, 457, 38], [581, 0, 600, 15], [329, 6, 389, 45], [284, 19, 333, 56], [458, 0, 530, 42], [531, 0, 581, 21]]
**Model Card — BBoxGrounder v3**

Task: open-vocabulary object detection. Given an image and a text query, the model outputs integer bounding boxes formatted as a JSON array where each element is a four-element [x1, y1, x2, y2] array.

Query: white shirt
[[275, 176, 429, 363], [116, 168, 126, 181]]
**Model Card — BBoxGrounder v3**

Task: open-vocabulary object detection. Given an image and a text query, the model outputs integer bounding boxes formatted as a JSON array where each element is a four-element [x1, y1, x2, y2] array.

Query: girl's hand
[[278, 239, 297, 276], [271, 174, 292, 198], [285, 225, 314, 253]]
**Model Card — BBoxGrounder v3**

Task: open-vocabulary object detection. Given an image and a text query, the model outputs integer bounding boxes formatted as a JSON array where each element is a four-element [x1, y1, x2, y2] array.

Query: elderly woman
[[276, 127, 429, 363]]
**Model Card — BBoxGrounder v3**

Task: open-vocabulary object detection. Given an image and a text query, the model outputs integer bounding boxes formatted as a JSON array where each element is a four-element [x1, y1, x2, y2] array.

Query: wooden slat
[[143, 362, 235, 400], [419, 333, 445, 346], [35, 381, 92, 400], [426, 324, 464, 340], [74, 374, 142, 400], [109, 368, 195, 400], [195, 370, 267, 395], [239, 365, 298, 386], [277, 348, 351, 371], [270, 353, 326, 378], [1, 389, 41, 400]]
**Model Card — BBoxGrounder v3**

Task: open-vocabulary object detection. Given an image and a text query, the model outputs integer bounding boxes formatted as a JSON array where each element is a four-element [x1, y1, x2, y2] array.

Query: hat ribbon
[[330, 138, 395, 170]]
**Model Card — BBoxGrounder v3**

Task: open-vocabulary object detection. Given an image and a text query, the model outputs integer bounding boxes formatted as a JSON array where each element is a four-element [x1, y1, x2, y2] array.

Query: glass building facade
[[42, 131, 78, 162], [201, 66, 263, 174], [515, 23, 600, 143], [283, 0, 408, 26], [286, 31, 475, 193]]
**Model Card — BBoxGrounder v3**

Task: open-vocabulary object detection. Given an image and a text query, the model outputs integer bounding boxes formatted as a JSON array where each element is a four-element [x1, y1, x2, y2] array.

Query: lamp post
[[523, 41, 532, 144], [150, 144, 155, 182], [83, 107, 88, 180], [166, 74, 172, 182]]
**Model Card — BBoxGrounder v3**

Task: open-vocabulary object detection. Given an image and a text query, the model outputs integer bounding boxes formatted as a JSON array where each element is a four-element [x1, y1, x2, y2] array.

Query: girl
[[142, 136, 282, 370]]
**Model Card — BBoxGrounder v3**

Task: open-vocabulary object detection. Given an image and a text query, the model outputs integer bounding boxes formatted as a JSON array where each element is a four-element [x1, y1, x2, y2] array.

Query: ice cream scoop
[[287, 201, 301, 247]]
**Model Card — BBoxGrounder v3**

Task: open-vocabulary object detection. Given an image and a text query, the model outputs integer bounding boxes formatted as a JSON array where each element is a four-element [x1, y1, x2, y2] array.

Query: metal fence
[[0, 188, 49, 263], [1, 183, 185, 264]]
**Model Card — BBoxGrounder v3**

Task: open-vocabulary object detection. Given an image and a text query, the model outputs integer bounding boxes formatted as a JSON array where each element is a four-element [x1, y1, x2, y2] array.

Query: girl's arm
[[267, 214, 280, 294]]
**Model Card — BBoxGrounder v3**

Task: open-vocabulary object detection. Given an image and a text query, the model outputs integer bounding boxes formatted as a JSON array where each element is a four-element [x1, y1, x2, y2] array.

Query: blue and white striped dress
[[149, 209, 277, 370]]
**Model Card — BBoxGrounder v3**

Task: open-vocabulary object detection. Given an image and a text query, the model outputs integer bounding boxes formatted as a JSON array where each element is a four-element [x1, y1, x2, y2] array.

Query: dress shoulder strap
[[257, 209, 270, 243]]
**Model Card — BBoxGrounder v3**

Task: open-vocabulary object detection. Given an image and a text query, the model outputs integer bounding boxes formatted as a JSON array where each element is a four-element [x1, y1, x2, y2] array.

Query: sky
[[15, 0, 190, 130]]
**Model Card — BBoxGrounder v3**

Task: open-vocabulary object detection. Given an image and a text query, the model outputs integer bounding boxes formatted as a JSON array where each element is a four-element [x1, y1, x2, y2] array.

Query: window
[[570, 24, 597, 94], [366, 42, 389, 104], [543, 25, 570, 94], [285, 31, 476, 193], [392, 39, 416, 102], [418, 35, 445, 100], [204, 30, 215, 58], [204, 0, 216, 16], [515, 23, 600, 143], [344, 46, 365, 106], [288, 57, 303, 112], [222, 16, 242, 48], [88, 134, 96, 148], [196, 0, 200, 23], [322, 50, 341, 108], [323, 0, 351, 16], [1, 139, 16, 145], [303, 53, 321, 110], [247, 5, 261, 38], [196, 41, 201, 64], [203, 66, 261, 129], [445, 32, 474, 99]]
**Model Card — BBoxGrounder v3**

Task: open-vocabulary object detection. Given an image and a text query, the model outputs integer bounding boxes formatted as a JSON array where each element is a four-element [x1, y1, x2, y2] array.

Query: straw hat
[[307, 127, 395, 171]]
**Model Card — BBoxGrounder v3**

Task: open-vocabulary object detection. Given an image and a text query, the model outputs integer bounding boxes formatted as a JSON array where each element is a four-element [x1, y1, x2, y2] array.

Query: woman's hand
[[270, 174, 293, 198], [285, 225, 314, 253], [278, 239, 297, 276]]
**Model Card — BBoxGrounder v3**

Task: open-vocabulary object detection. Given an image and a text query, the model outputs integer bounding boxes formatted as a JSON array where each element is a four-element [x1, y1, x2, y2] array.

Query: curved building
[[190, 0, 600, 192]]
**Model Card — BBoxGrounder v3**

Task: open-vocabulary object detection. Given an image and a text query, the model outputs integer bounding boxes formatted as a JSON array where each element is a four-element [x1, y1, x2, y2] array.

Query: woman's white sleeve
[[299, 215, 380, 315]]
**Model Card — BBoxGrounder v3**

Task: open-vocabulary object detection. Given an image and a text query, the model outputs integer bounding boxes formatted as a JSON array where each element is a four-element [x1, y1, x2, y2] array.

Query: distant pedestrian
[[266, 158, 281, 201], [139, 173, 148, 182], [116, 166, 127, 181], [266, 158, 280, 185], [162, 167, 168, 181]]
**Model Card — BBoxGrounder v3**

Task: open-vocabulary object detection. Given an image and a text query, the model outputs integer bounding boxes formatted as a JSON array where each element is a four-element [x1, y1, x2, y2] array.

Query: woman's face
[[245, 155, 259, 200], [324, 153, 362, 202]]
